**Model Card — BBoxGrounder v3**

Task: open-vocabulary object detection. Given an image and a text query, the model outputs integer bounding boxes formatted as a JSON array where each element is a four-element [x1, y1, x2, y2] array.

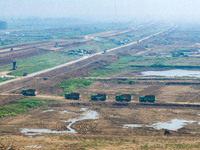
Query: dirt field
[[0, 98, 199, 149], [1, 25, 200, 149]]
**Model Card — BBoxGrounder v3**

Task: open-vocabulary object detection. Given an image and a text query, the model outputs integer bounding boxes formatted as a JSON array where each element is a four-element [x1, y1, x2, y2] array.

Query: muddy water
[[124, 119, 200, 131], [124, 124, 142, 128], [141, 69, 200, 77], [20, 108, 99, 136], [43, 109, 55, 113], [62, 110, 99, 133], [20, 128, 68, 136], [147, 119, 196, 131], [25, 145, 42, 149]]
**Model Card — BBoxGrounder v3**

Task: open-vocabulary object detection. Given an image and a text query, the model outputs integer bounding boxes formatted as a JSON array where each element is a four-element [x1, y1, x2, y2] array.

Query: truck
[[21, 89, 36, 96], [115, 94, 131, 102], [65, 93, 80, 100], [91, 94, 106, 101], [139, 95, 155, 103]]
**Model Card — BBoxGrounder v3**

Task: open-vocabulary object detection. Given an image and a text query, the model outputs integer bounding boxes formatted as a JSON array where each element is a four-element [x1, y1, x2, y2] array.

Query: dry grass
[[0, 135, 200, 150]]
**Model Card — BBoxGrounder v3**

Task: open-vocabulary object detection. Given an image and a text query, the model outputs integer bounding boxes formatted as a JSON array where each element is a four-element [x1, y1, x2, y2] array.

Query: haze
[[0, 0, 200, 22]]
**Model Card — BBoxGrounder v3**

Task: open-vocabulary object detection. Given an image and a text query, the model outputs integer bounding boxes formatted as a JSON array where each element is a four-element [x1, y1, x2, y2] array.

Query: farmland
[[0, 22, 200, 149]]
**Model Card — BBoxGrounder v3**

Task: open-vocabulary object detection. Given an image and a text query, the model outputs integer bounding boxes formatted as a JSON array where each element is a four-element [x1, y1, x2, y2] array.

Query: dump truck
[[21, 89, 36, 96], [91, 94, 106, 101], [65, 93, 80, 100], [115, 94, 131, 102], [139, 95, 155, 102]]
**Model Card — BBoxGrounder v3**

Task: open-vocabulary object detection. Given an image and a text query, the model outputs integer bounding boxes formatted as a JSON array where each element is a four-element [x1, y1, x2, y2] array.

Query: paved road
[[0, 26, 173, 88]]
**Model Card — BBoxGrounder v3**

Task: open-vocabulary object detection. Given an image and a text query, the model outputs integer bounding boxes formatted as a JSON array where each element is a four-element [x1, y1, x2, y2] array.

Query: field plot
[[1, 24, 200, 149], [0, 23, 167, 84], [0, 52, 80, 77], [0, 23, 126, 48], [0, 97, 199, 149]]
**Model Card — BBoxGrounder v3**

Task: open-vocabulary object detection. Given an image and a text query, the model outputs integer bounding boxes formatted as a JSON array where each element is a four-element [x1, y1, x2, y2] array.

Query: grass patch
[[65, 42, 117, 53], [90, 69, 118, 77], [9, 52, 79, 76], [0, 78, 14, 83], [130, 93, 137, 95], [56, 78, 96, 95], [90, 56, 200, 77], [0, 98, 54, 118], [0, 64, 12, 72], [141, 144, 149, 149], [90, 56, 133, 77], [164, 143, 200, 149]]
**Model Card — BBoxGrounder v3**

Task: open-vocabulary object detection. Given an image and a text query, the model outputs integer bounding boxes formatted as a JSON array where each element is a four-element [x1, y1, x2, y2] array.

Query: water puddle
[[141, 69, 200, 77], [21, 128, 68, 136], [80, 108, 88, 111], [25, 145, 42, 149], [62, 110, 99, 133], [59, 110, 77, 115], [20, 108, 99, 136], [43, 109, 55, 113], [124, 124, 142, 128], [124, 119, 199, 131], [147, 119, 196, 131]]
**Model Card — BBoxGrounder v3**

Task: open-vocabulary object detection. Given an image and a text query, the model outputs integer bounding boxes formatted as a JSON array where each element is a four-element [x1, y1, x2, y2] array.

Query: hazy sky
[[0, 0, 200, 21]]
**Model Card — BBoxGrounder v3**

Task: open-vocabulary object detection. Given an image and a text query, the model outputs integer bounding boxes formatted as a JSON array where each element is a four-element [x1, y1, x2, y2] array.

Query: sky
[[0, 0, 200, 22]]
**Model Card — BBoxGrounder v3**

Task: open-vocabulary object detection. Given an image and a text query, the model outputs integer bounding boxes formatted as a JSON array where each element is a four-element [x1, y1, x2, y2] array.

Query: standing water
[[20, 108, 99, 136], [124, 119, 199, 131], [141, 69, 200, 77]]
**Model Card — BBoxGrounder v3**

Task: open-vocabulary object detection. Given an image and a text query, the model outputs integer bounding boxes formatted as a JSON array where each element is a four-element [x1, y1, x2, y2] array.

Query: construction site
[[0, 20, 200, 150]]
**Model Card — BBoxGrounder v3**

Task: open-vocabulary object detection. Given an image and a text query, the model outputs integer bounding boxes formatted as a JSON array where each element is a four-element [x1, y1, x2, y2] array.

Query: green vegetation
[[130, 93, 137, 95], [0, 21, 130, 47], [0, 98, 54, 118], [56, 78, 96, 95], [91, 56, 200, 77], [90, 56, 133, 77], [5, 52, 79, 76], [0, 78, 14, 83], [65, 39, 117, 53], [164, 143, 200, 149], [0, 64, 12, 72], [141, 144, 149, 149]]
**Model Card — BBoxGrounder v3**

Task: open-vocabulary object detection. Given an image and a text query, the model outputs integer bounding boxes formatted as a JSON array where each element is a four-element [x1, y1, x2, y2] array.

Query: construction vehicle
[[23, 72, 28, 76], [139, 95, 155, 102], [91, 94, 106, 101], [115, 94, 131, 102], [65, 93, 79, 100], [21, 89, 36, 96]]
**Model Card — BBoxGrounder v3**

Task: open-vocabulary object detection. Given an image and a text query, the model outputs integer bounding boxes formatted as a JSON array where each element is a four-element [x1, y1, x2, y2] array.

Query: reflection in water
[[141, 69, 200, 77], [20, 108, 99, 136], [62, 110, 99, 133], [124, 124, 142, 128], [124, 119, 199, 131], [147, 119, 196, 131]]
